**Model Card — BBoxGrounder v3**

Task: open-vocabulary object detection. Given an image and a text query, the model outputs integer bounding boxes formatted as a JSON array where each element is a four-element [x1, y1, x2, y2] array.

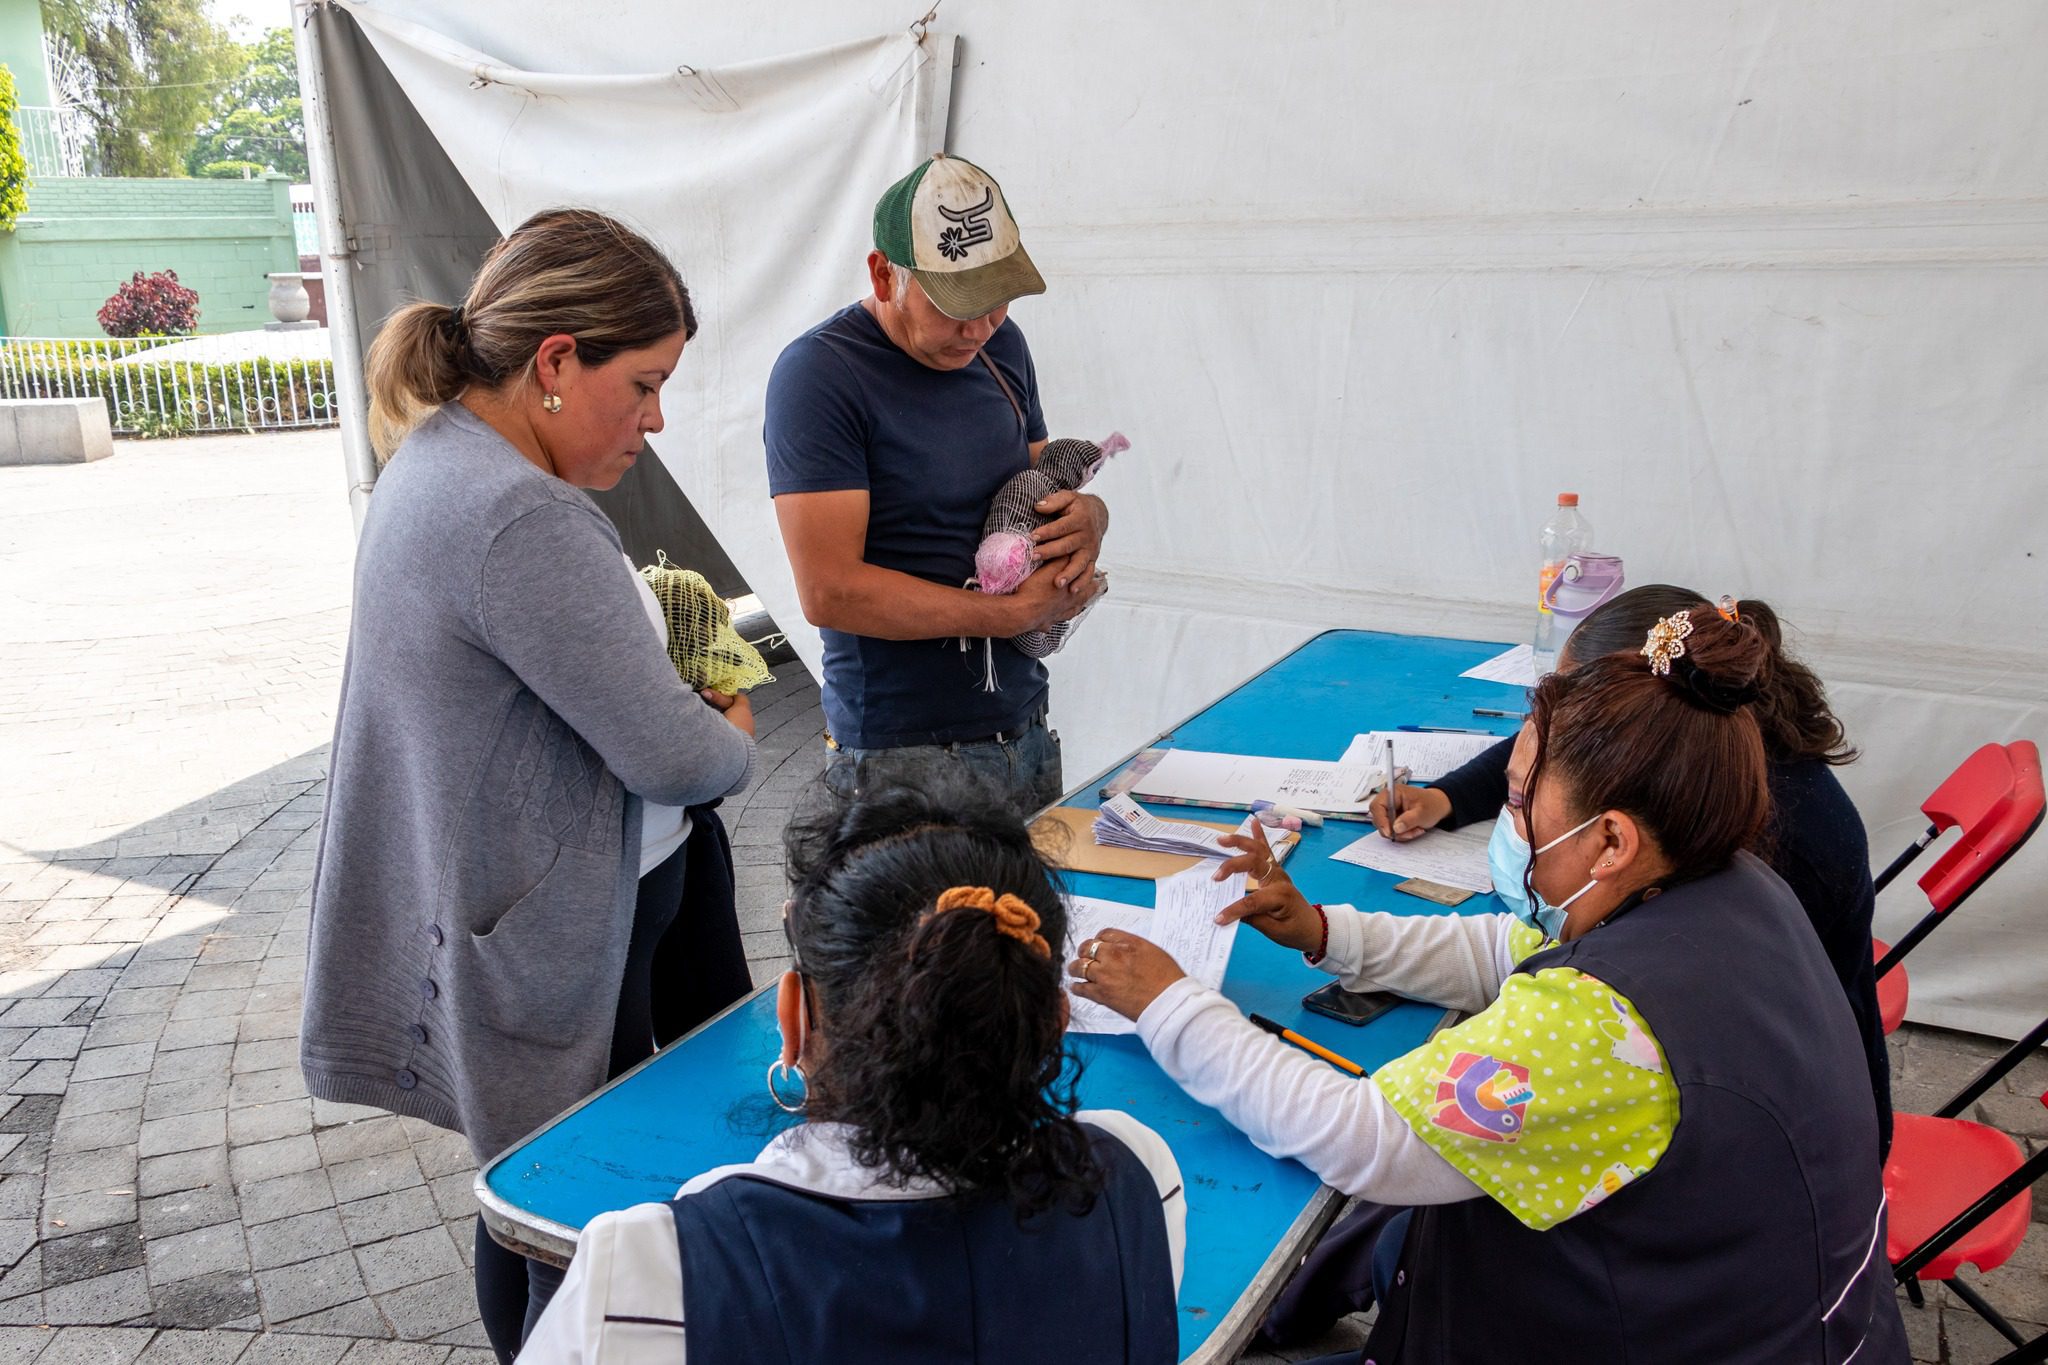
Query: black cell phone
[[1301, 982, 1402, 1027]]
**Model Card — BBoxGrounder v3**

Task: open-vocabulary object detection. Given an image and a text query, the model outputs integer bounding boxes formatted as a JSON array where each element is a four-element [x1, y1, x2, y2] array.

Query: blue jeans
[[824, 717, 1064, 814]]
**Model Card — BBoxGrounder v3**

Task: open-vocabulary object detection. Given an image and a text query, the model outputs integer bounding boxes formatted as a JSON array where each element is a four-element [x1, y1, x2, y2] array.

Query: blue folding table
[[477, 628, 1528, 1362]]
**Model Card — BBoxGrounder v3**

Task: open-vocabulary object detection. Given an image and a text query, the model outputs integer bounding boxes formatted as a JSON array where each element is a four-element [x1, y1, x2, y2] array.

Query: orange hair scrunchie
[[933, 885, 1051, 958]]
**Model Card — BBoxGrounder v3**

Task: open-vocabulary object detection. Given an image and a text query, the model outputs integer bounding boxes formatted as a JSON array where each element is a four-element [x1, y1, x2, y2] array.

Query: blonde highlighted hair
[[364, 208, 697, 460]]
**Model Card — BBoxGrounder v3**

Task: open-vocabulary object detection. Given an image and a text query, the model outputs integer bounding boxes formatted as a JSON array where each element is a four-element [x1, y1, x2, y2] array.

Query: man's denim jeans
[[824, 718, 1063, 814]]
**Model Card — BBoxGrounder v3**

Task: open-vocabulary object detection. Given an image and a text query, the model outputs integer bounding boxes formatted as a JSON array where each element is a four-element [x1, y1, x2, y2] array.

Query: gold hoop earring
[[766, 1060, 807, 1114], [541, 393, 563, 414]]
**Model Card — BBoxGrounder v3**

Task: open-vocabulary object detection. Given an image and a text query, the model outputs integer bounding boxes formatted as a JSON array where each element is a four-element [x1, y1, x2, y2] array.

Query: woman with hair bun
[[521, 778, 1186, 1364], [301, 208, 758, 1358], [1262, 585, 1892, 1347], [1078, 610, 1905, 1364], [1371, 585, 1888, 1153]]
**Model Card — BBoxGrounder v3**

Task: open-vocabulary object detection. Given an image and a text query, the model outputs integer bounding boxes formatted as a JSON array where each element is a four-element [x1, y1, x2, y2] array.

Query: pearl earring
[[541, 393, 563, 414]]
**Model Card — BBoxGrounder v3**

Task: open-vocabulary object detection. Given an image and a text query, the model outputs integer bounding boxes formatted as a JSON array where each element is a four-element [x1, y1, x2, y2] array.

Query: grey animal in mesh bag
[[967, 432, 1127, 677]]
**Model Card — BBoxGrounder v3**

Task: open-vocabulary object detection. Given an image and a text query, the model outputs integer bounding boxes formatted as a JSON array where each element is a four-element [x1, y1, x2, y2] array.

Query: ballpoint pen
[[1398, 724, 1491, 735], [1249, 1013, 1366, 1076], [1383, 736, 1400, 840]]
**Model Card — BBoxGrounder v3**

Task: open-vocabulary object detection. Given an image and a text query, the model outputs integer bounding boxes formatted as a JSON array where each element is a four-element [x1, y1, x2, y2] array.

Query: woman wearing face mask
[[1255, 588, 1891, 1347], [1372, 587, 1888, 1155], [1072, 609, 1906, 1365]]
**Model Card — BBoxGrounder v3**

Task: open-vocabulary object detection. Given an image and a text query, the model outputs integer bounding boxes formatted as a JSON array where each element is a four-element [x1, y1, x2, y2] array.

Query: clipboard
[[1031, 806, 1301, 881]]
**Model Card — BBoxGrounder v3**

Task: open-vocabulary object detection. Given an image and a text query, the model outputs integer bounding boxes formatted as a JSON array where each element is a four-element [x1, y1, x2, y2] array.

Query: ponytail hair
[[364, 207, 698, 460], [1733, 598, 1857, 766], [1561, 584, 1856, 766], [782, 779, 1099, 1218], [1529, 609, 1773, 883]]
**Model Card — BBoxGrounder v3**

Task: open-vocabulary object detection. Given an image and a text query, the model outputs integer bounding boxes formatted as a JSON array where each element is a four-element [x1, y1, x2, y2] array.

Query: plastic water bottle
[[1534, 493, 1594, 674]]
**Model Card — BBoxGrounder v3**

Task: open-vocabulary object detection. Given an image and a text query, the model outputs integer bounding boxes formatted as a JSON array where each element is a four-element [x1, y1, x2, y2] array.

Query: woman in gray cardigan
[[301, 209, 757, 1360]]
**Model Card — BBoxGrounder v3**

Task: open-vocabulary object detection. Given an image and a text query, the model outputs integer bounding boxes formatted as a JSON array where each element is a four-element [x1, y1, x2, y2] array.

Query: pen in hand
[[1382, 736, 1401, 841]]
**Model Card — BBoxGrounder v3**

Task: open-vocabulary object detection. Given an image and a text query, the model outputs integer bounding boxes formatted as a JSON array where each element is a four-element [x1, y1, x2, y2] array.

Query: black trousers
[[1260, 1199, 1407, 1347], [474, 808, 753, 1362]]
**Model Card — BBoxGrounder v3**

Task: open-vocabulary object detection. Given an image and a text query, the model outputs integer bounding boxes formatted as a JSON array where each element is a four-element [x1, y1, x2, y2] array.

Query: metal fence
[[14, 105, 96, 179], [0, 333, 338, 436]]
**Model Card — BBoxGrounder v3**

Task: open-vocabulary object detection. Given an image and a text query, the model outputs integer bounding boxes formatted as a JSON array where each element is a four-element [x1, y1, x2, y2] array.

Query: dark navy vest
[[669, 1124, 1178, 1364], [1364, 852, 1907, 1364]]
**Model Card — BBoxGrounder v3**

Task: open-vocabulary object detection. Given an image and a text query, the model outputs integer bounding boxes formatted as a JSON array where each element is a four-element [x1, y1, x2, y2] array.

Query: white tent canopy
[[301, 0, 2048, 1039]]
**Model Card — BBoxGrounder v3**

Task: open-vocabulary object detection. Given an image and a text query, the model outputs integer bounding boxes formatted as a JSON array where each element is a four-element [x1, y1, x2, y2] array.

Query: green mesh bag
[[638, 551, 774, 694]]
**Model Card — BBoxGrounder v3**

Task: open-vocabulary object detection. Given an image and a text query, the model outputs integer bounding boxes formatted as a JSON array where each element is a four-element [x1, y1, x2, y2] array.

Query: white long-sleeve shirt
[[1133, 905, 1530, 1206], [518, 1111, 1186, 1365], [624, 554, 689, 877]]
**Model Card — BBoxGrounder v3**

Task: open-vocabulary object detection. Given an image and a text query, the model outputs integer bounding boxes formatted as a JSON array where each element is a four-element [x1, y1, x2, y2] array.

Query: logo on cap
[[873, 154, 1047, 320], [935, 189, 995, 262]]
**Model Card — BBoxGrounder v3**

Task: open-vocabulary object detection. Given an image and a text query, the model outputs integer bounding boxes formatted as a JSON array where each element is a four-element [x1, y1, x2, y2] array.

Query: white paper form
[[1459, 644, 1538, 687], [1330, 824, 1497, 894], [1340, 731, 1503, 784], [1063, 866, 1244, 1035], [1130, 748, 1376, 814]]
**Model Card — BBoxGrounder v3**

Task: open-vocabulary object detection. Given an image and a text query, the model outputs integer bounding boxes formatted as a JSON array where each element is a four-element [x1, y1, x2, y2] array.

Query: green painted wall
[[0, 176, 297, 336], [0, 0, 51, 106]]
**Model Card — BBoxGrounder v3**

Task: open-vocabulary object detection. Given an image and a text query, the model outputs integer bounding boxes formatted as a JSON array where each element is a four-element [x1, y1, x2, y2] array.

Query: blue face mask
[[1487, 807, 1601, 940]]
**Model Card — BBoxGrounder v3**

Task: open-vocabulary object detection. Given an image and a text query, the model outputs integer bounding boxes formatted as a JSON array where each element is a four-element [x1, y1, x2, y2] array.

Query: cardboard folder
[[1031, 806, 1300, 882]]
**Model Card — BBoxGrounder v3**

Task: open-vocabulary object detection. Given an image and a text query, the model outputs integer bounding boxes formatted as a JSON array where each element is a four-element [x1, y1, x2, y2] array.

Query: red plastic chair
[[1873, 941, 1909, 1034], [1889, 1011, 2048, 1354], [1869, 742, 2045, 1034]]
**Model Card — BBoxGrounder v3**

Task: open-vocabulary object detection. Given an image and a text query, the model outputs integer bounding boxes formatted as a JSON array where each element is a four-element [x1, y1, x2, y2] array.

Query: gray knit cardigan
[[301, 404, 757, 1162]]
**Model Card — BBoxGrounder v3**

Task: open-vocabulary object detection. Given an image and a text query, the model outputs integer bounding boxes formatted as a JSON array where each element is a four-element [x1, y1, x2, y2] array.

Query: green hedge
[[0, 65, 30, 233], [0, 340, 336, 436], [1, 338, 161, 364]]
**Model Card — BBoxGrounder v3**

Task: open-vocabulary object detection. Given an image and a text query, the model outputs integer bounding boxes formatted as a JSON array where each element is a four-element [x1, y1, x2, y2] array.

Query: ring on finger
[[1086, 939, 1102, 960], [1077, 958, 1093, 982]]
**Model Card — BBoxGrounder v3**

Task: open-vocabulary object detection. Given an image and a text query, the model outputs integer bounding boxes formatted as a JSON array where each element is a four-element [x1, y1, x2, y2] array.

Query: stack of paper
[[1063, 863, 1245, 1035], [1092, 794, 1235, 857]]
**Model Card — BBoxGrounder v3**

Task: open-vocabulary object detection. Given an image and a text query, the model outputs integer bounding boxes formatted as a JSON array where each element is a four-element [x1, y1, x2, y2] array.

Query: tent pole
[[293, 0, 379, 534]]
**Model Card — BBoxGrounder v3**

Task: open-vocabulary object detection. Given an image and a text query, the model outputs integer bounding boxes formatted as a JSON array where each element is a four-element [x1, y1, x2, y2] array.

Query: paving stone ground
[[1, 432, 2043, 1362]]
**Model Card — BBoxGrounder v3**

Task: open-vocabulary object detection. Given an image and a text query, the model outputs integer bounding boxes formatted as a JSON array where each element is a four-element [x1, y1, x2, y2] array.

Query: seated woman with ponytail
[[521, 780, 1186, 1365], [1075, 609, 1905, 1365]]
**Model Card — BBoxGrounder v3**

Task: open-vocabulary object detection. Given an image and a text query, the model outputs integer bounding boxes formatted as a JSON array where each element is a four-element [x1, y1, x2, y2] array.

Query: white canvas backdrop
[[332, 0, 2048, 1038], [336, 0, 956, 642]]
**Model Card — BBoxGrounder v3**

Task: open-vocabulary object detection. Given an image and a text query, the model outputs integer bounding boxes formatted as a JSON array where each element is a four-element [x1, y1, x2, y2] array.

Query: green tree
[[0, 65, 30, 231], [40, 0, 239, 178], [186, 27, 305, 180]]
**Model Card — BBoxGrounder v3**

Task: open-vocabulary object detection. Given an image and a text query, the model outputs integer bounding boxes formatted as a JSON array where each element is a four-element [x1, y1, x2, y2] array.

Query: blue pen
[[1398, 724, 1492, 735]]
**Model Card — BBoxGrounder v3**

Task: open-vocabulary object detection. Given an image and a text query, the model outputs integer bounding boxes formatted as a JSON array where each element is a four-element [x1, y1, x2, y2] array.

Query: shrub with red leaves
[[97, 270, 202, 338]]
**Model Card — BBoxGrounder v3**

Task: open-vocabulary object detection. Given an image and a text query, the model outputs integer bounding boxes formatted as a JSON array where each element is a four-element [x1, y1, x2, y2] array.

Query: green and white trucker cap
[[873, 153, 1046, 320]]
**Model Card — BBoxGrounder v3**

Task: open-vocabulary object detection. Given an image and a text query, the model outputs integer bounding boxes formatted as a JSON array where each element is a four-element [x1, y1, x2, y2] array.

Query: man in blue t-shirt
[[766, 155, 1107, 811]]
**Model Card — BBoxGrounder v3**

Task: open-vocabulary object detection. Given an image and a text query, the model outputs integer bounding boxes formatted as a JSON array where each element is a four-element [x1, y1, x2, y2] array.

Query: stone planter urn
[[266, 272, 312, 325]]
